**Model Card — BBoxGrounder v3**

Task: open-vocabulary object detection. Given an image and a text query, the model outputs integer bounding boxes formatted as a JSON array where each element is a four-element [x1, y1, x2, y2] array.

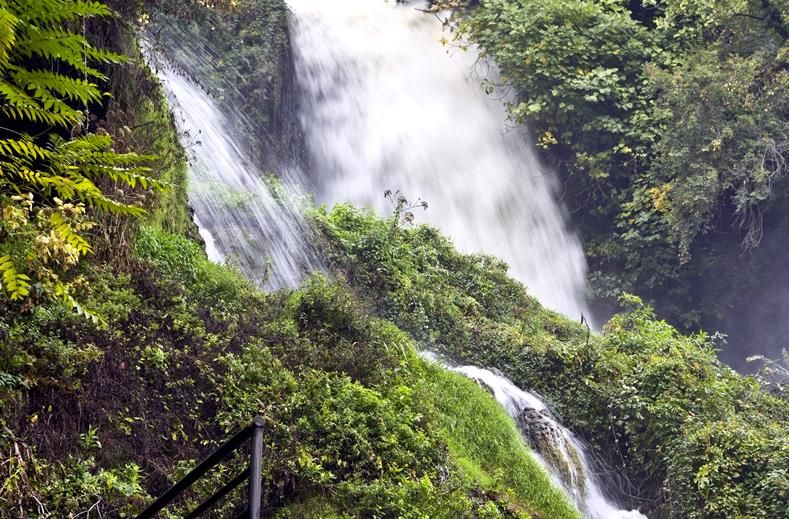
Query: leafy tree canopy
[[438, 0, 789, 322]]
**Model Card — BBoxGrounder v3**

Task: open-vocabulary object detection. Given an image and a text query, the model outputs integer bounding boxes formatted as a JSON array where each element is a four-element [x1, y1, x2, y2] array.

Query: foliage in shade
[[2, 1, 787, 519], [438, 0, 789, 331]]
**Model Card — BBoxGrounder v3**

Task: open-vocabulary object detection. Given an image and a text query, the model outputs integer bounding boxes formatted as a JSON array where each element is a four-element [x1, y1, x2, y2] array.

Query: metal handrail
[[136, 416, 265, 519]]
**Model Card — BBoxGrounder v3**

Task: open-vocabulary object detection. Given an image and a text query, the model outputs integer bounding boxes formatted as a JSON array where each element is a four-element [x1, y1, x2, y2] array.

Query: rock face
[[517, 408, 587, 500], [452, 365, 645, 518], [144, 0, 307, 174], [275, 29, 310, 172]]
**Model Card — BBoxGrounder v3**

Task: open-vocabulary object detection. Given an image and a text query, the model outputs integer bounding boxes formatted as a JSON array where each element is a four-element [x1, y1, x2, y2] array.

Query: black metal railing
[[136, 416, 265, 519]]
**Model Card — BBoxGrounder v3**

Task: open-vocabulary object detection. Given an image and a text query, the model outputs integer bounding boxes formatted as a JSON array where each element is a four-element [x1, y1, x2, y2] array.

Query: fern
[[3, 103, 76, 127], [0, 0, 159, 315], [2, 1, 125, 131], [0, 255, 31, 300], [12, 69, 103, 104], [53, 281, 104, 327], [9, 0, 111, 25], [50, 212, 92, 255], [0, 9, 17, 68], [13, 28, 118, 79], [0, 137, 52, 161]]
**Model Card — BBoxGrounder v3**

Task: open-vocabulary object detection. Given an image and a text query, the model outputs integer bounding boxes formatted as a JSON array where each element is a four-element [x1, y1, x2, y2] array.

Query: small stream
[[450, 364, 645, 519]]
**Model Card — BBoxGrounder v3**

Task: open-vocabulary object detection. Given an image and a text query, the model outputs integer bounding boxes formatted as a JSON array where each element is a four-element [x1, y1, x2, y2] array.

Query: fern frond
[[0, 9, 19, 68], [0, 158, 30, 182], [50, 212, 92, 255], [78, 165, 165, 190], [0, 79, 82, 127], [0, 255, 31, 300], [2, 104, 76, 127], [12, 69, 103, 104], [13, 28, 105, 78], [23, 86, 80, 119], [53, 281, 104, 327], [9, 0, 112, 25], [13, 166, 50, 187], [81, 43, 126, 68], [84, 191, 147, 217], [50, 135, 165, 191], [0, 0, 150, 316], [0, 79, 41, 110], [50, 132, 112, 152], [0, 138, 52, 161], [37, 173, 148, 217]]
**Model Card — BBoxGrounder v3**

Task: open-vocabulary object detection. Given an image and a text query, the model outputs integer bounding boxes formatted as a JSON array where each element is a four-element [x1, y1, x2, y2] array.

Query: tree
[[650, 47, 789, 260], [448, 0, 658, 179]]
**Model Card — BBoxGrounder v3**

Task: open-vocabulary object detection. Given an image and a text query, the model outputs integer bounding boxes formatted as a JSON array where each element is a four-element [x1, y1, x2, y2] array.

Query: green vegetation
[[428, 368, 576, 519], [2, 1, 787, 518], [437, 0, 789, 331], [0, 2, 578, 517], [0, 0, 161, 316], [314, 203, 789, 517], [0, 223, 579, 517]]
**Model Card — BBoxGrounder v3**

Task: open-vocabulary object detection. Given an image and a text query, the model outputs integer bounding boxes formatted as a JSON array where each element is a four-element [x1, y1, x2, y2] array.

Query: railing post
[[247, 416, 265, 519], [135, 424, 254, 519]]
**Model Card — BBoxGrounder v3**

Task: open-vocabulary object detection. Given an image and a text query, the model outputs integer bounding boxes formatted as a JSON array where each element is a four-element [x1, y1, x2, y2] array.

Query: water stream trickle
[[145, 0, 643, 519], [144, 4, 641, 515], [289, 0, 591, 319], [451, 365, 646, 519]]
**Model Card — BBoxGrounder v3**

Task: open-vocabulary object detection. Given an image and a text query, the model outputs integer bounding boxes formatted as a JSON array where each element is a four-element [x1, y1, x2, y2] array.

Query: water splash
[[146, 48, 325, 289], [289, 0, 590, 318], [452, 365, 645, 519]]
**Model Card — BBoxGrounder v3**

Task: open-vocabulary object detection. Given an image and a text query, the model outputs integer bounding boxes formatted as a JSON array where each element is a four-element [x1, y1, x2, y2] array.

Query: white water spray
[[147, 50, 325, 289], [289, 0, 590, 318], [452, 365, 645, 519], [145, 6, 642, 515]]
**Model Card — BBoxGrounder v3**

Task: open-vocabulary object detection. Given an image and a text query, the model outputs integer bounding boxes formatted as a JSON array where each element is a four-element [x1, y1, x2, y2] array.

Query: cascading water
[[145, 48, 325, 289], [146, 5, 637, 515], [451, 365, 645, 519], [288, 0, 590, 319]]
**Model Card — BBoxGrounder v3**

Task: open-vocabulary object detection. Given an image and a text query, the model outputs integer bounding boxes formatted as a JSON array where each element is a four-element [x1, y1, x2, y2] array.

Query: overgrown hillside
[[0, 1, 575, 517], [312, 203, 789, 517], [1, 1, 787, 519]]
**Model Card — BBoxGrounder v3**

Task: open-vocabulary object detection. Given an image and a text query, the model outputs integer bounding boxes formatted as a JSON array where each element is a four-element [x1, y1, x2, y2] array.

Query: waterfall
[[288, 0, 591, 319], [146, 48, 325, 290], [450, 364, 645, 519], [145, 4, 642, 516]]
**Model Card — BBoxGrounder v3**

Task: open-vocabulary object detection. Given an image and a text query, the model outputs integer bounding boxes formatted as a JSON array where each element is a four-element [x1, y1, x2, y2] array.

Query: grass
[[427, 365, 580, 519]]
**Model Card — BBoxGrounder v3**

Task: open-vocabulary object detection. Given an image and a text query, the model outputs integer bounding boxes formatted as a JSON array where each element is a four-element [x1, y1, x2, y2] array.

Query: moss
[[122, 66, 194, 238], [138, 93, 193, 236]]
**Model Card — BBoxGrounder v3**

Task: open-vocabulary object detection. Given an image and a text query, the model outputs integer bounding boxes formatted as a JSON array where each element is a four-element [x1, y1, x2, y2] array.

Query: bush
[[315, 204, 789, 517]]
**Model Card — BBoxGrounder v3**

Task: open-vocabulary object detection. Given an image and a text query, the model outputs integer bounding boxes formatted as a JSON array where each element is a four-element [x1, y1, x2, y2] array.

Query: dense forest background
[[0, 0, 787, 518]]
